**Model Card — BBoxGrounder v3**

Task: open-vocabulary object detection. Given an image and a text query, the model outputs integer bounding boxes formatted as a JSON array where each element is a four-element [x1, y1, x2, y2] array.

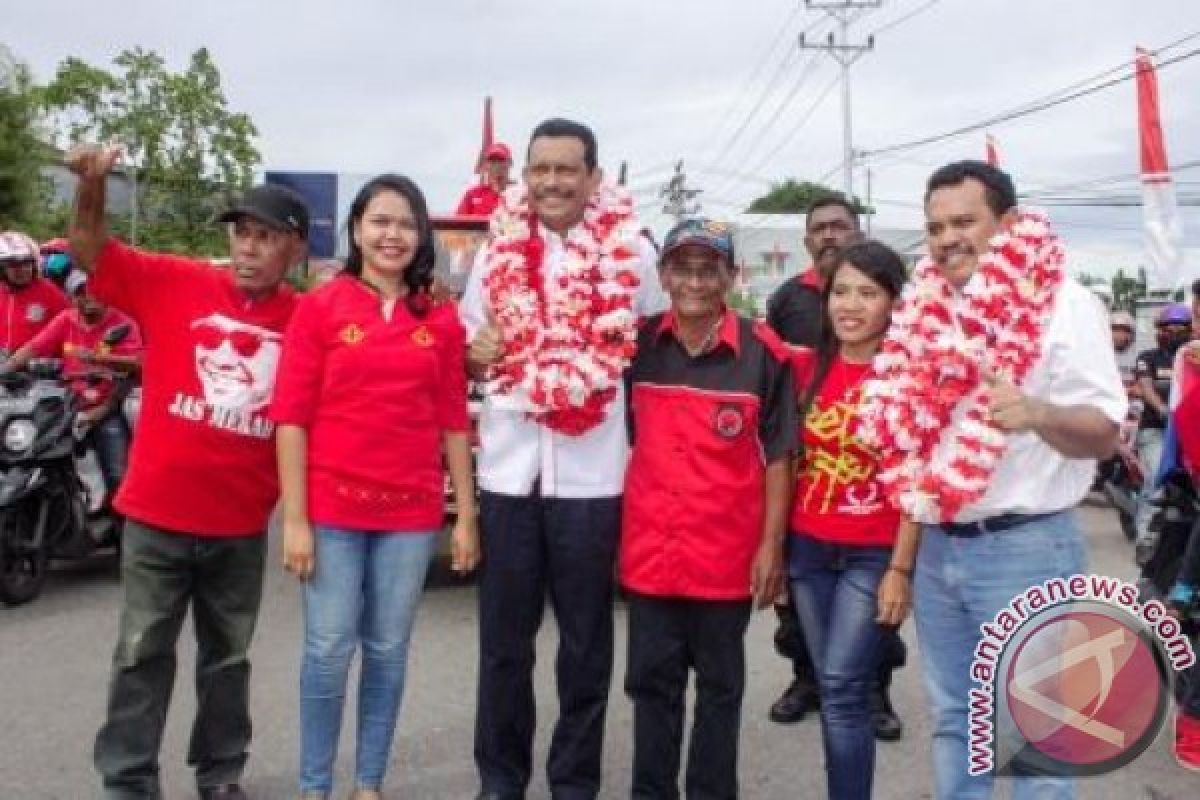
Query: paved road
[[1, 505, 1196, 799]]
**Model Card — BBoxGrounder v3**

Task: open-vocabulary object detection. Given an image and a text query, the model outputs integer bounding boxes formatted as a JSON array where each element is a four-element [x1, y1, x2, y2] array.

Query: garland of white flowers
[[482, 183, 642, 435], [856, 208, 1066, 522]]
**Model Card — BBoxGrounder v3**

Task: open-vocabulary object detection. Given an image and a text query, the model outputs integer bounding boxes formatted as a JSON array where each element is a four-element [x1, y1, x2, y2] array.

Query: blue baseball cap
[[661, 218, 735, 264]]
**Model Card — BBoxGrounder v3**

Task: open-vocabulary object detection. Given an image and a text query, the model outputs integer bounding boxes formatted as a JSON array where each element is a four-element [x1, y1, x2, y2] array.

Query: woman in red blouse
[[788, 240, 918, 800], [270, 174, 478, 800]]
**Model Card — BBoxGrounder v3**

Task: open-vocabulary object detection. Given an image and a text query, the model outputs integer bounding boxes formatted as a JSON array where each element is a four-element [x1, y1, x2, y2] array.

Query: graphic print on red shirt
[[89, 238, 296, 536], [790, 348, 900, 547]]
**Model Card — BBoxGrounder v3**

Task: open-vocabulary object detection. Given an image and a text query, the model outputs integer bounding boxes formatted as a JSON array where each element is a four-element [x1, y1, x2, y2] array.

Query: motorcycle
[[0, 325, 133, 606], [1095, 441, 1145, 542], [1136, 467, 1197, 595], [1093, 409, 1144, 542]]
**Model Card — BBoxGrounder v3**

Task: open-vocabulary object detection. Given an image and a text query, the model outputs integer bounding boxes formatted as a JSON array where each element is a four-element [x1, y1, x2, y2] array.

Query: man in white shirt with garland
[[461, 117, 667, 800], [858, 160, 1126, 800]]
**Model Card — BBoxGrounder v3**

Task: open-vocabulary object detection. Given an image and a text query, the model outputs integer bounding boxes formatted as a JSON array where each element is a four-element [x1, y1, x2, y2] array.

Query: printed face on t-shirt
[[190, 313, 282, 413]]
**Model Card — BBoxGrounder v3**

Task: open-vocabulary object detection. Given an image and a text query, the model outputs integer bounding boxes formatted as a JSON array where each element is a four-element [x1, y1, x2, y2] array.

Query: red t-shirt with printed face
[[269, 275, 468, 532], [0, 277, 71, 352], [27, 306, 143, 410], [90, 238, 296, 536], [790, 348, 901, 547]]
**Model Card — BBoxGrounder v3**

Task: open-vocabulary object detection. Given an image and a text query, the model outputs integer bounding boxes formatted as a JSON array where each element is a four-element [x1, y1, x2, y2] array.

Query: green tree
[[0, 60, 57, 233], [746, 179, 869, 215], [40, 47, 260, 255], [727, 286, 759, 317], [1111, 267, 1147, 312]]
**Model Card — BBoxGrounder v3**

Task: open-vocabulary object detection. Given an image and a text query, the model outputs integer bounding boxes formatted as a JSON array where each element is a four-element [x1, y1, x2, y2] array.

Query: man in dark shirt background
[[763, 195, 906, 740]]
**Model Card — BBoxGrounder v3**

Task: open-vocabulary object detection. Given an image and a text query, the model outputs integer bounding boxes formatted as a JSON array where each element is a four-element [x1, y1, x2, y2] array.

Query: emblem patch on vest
[[714, 404, 745, 439]]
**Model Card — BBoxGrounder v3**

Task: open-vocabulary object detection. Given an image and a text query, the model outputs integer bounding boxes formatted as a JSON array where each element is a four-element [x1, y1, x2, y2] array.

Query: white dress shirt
[[460, 230, 668, 498], [946, 278, 1129, 523]]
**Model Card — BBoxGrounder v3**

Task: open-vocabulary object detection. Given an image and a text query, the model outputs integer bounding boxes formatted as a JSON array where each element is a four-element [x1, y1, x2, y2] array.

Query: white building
[[728, 213, 925, 313]]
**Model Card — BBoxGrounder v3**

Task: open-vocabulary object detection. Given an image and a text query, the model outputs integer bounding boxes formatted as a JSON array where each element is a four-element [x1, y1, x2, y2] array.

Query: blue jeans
[[299, 526, 436, 794], [788, 535, 890, 800], [914, 512, 1085, 800], [84, 409, 131, 492]]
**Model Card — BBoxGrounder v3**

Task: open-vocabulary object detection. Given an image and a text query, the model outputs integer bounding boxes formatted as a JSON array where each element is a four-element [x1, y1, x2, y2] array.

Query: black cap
[[219, 184, 310, 238]]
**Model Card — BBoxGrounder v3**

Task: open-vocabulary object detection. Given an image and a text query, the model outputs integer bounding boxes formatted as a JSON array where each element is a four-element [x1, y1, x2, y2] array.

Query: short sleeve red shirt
[[269, 275, 468, 532], [0, 277, 71, 351], [455, 185, 501, 217], [27, 306, 143, 410], [790, 349, 901, 547], [89, 238, 296, 537]]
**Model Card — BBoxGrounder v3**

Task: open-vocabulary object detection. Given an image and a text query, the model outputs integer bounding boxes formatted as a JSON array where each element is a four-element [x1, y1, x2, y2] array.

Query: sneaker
[[1175, 710, 1200, 772], [870, 681, 904, 741], [768, 677, 820, 724], [199, 785, 248, 800]]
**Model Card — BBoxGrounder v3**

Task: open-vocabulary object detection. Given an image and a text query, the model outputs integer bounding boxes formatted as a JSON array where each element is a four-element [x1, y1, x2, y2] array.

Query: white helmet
[[0, 231, 39, 263]]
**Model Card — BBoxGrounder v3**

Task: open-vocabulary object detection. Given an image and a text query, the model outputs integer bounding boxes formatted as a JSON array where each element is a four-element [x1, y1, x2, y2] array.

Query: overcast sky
[[7, 0, 1200, 276]]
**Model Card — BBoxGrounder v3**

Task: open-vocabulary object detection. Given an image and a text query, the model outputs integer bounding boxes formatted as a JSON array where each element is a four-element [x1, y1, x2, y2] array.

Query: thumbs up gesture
[[983, 370, 1046, 433], [468, 307, 504, 368]]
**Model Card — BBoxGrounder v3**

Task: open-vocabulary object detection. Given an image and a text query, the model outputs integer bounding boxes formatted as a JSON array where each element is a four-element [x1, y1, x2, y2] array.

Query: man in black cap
[[67, 144, 307, 800]]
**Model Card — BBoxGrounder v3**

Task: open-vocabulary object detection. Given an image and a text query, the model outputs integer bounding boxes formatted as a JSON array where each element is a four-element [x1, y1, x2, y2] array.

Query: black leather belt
[[941, 511, 1061, 538]]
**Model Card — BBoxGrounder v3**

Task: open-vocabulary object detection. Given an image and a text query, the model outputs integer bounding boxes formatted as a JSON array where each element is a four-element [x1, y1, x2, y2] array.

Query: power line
[[701, 12, 834, 171], [740, 75, 843, 186], [863, 44, 1200, 159], [869, 0, 942, 36], [703, 55, 829, 199], [800, 0, 880, 195], [701, 4, 811, 158]]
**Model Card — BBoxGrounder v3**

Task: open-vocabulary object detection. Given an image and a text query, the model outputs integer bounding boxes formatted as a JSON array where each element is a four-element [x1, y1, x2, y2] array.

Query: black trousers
[[94, 520, 265, 800], [474, 490, 621, 800], [625, 593, 753, 800]]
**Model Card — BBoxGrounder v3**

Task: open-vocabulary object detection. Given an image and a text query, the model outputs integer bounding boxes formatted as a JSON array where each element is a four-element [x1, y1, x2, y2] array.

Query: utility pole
[[800, 0, 879, 198], [660, 161, 703, 221]]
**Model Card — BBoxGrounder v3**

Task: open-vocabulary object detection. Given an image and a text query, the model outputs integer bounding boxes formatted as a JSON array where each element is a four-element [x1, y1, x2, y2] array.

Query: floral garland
[[856, 208, 1066, 522], [482, 183, 642, 436]]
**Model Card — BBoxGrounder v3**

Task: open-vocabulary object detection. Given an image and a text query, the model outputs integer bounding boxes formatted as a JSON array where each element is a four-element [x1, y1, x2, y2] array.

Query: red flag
[[1136, 46, 1184, 290], [985, 133, 1000, 166], [474, 97, 494, 181]]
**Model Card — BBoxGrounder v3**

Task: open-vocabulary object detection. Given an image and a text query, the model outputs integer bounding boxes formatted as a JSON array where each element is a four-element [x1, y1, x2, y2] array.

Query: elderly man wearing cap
[[456, 142, 513, 217], [66, 143, 308, 800], [0, 230, 71, 352], [621, 218, 796, 799]]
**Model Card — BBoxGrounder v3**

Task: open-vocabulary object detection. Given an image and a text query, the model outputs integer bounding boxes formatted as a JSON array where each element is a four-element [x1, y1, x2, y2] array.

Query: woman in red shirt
[[271, 174, 479, 800], [788, 240, 918, 800]]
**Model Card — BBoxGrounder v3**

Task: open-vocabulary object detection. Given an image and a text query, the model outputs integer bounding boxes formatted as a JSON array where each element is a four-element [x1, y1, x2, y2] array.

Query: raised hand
[[64, 143, 123, 181]]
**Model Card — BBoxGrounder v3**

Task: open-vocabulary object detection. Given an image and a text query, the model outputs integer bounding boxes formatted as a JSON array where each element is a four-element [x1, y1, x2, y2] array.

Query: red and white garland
[[856, 209, 1066, 522], [482, 183, 642, 436]]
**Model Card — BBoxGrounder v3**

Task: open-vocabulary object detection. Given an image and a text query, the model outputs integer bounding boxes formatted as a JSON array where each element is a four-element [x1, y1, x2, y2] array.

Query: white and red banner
[[1136, 46, 1185, 291]]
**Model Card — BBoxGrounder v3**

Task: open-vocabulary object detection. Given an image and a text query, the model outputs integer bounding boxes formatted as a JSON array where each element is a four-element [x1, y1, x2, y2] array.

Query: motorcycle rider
[[0, 270, 142, 493], [1111, 310, 1138, 385], [1134, 304, 1193, 545], [1137, 306, 1192, 475], [0, 231, 71, 352], [40, 238, 76, 291]]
